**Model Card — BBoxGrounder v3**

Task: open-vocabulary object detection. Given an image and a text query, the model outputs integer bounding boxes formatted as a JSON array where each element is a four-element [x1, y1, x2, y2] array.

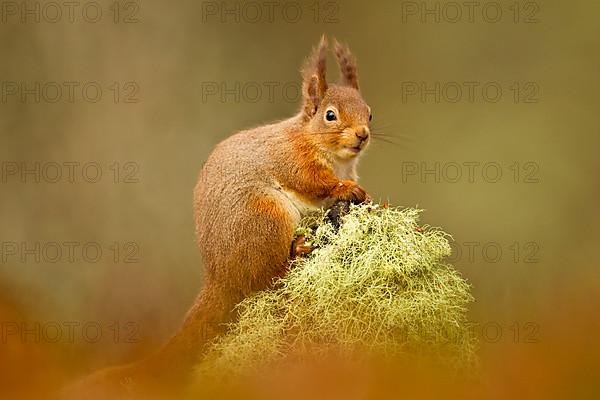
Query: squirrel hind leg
[[228, 194, 298, 291], [290, 234, 315, 259]]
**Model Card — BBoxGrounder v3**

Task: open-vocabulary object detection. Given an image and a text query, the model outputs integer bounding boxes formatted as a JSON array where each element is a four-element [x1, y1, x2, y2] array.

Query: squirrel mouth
[[349, 144, 363, 153]]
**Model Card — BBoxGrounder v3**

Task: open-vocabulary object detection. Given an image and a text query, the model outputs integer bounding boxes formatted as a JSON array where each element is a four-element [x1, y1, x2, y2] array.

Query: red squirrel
[[65, 36, 372, 398]]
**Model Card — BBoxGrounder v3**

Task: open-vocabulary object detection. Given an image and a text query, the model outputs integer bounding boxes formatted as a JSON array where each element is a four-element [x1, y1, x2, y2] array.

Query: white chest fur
[[333, 157, 358, 181], [281, 188, 323, 216], [273, 180, 322, 219]]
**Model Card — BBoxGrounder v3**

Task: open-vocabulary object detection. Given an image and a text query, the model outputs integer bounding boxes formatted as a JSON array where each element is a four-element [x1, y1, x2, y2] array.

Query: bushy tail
[[62, 284, 235, 399], [139, 284, 234, 381]]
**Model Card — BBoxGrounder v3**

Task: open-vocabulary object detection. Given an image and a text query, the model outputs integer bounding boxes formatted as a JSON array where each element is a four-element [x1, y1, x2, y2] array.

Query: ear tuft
[[304, 75, 320, 117], [302, 35, 328, 118], [333, 38, 359, 90]]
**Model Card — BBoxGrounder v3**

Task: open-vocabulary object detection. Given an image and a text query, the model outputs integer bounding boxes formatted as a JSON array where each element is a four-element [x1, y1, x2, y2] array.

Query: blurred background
[[0, 0, 598, 397]]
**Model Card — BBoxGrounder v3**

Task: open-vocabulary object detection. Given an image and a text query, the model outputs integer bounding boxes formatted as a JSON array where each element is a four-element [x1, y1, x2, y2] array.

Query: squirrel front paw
[[331, 180, 371, 204]]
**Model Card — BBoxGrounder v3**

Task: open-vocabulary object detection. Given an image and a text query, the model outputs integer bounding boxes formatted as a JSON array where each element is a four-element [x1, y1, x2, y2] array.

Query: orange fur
[[63, 36, 372, 399]]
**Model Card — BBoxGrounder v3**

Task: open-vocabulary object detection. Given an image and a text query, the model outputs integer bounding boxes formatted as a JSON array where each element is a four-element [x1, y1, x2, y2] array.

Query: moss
[[195, 204, 477, 380]]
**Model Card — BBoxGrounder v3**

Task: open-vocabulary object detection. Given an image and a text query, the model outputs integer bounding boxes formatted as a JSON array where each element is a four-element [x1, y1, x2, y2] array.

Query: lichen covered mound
[[197, 204, 476, 378]]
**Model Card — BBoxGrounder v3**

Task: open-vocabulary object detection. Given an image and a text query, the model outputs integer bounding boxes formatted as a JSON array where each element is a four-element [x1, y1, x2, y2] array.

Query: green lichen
[[195, 204, 477, 379]]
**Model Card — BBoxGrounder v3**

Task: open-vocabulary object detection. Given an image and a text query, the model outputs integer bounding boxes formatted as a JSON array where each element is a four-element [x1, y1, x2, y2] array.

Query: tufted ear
[[301, 35, 328, 117], [333, 38, 359, 90]]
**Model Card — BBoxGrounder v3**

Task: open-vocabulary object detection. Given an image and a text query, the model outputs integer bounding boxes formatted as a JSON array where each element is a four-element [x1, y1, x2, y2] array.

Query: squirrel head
[[300, 36, 372, 160]]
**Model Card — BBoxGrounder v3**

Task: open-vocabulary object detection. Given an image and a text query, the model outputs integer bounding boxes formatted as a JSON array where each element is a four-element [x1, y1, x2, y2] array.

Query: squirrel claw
[[333, 180, 369, 204]]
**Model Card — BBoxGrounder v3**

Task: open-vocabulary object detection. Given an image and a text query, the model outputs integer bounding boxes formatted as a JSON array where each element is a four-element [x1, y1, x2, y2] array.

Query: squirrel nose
[[355, 127, 369, 141]]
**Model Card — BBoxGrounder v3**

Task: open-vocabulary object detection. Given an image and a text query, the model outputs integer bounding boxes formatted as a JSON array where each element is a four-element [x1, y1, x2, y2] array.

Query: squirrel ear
[[304, 75, 320, 117], [302, 35, 328, 117], [333, 38, 359, 90]]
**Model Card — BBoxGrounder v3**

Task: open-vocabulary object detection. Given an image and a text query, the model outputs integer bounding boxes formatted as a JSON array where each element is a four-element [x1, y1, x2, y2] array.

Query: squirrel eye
[[369, 113, 373, 122], [325, 110, 337, 122]]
